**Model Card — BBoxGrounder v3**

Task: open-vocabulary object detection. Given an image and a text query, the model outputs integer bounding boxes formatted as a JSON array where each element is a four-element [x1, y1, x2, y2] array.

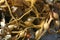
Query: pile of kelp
[[0, 0, 60, 40]]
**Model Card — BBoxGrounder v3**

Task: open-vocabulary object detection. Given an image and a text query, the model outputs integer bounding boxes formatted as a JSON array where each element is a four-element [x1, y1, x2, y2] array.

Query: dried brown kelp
[[0, 0, 60, 40]]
